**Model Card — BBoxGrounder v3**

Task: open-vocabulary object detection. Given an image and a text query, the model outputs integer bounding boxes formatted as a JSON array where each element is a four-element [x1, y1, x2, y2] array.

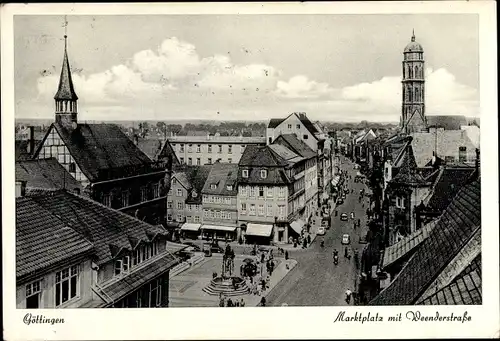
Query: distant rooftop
[[168, 135, 266, 144]]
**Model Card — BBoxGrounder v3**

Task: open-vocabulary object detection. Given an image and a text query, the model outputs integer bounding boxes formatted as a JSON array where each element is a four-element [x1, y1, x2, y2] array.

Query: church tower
[[401, 30, 427, 134], [54, 34, 79, 130]]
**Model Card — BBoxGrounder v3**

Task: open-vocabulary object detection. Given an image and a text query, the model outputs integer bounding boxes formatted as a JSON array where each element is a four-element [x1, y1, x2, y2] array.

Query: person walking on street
[[260, 296, 266, 307], [285, 250, 289, 260], [240, 298, 245, 307], [345, 289, 352, 304]]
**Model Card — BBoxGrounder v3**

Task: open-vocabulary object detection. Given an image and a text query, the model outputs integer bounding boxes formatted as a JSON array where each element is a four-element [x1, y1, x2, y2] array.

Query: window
[[26, 280, 42, 309], [177, 214, 183, 222], [210, 211, 215, 218], [250, 187, 256, 197], [240, 186, 248, 197], [242, 169, 249, 178], [55, 265, 79, 307], [204, 210, 209, 218], [296, 124, 300, 129], [197, 145, 201, 153], [180, 144, 184, 152], [241, 203, 247, 213], [140, 186, 148, 202], [267, 204, 273, 217], [152, 183, 160, 198], [167, 201, 173, 209], [218, 145, 223, 153], [278, 205, 285, 218], [208, 145, 212, 153], [288, 124, 292, 130], [103, 194, 112, 207], [187, 204, 192, 212], [228, 145, 232, 154], [228, 158, 232, 164], [180, 157, 184, 164], [227, 184, 233, 191], [176, 189, 183, 197], [188, 144, 193, 153], [241, 145, 245, 153], [208, 158, 212, 164], [197, 158, 201, 165], [258, 186, 264, 198], [267, 187, 273, 198], [68, 162, 76, 173], [260, 170, 267, 179], [258, 204, 265, 216], [177, 202, 183, 210], [194, 216, 200, 223], [209, 196, 214, 203], [167, 214, 173, 221], [249, 204, 256, 216], [122, 191, 130, 207], [188, 157, 192, 165], [224, 197, 231, 204], [278, 187, 286, 198], [459, 146, 467, 163], [211, 184, 217, 190], [303, 134, 308, 140]]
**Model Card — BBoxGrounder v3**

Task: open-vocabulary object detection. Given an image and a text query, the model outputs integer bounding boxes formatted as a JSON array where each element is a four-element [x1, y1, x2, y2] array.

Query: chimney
[[15, 181, 26, 198], [27, 126, 35, 154]]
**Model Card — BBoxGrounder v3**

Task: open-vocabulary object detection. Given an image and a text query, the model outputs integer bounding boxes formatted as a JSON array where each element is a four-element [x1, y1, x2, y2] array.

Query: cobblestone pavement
[[265, 156, 371, 306], [169, 253, 297, 307]]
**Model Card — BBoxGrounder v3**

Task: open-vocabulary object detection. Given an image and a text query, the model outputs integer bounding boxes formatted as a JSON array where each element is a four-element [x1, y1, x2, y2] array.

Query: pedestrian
[[285, 250, 289, 260], [307, 235, 311, 244], [260, 296, 266, 307], [235, 301, 240, 307], [261, 252, 265, 263], [227, 298, 233, 307], [240, 298, 245, 307]]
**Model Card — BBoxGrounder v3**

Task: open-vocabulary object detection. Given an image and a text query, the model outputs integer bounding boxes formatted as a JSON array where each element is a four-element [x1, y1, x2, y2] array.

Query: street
[[266, 156, 370, 306]]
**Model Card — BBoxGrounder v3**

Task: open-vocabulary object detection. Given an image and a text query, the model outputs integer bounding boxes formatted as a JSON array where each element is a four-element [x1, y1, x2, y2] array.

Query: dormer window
[[210, 184, 217, 189], [260, 170, 268, 179], [242, 169, 249, 178], [192, 190, 198, 198], [227, 185, 233, 191]]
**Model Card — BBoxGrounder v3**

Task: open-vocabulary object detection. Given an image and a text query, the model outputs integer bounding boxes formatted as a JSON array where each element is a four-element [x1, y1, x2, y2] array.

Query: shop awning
[[201, 225, 236, 232], [180, 223, 201, 232], [290, 219, 305, 234], [246, 223, 273, 237]]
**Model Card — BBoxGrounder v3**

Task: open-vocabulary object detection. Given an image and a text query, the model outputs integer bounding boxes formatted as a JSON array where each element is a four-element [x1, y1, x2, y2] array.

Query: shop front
[[200, 224, 237, 242], [244, 223, 274, 245], [180, 223, 201, 240], [289, 219, 305, 242]]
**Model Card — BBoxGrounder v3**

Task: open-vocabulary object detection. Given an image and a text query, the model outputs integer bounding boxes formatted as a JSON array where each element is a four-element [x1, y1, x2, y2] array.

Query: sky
[[14, 14, 479, 123]]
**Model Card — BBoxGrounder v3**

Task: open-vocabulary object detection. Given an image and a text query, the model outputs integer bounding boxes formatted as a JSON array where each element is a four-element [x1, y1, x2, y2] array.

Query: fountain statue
[[203, 243, 249, 297]]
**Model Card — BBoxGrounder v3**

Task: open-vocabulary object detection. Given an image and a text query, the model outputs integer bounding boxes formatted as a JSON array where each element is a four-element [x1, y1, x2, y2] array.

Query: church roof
[[391, 141, 426, 185], [54, 38, 78, 101], [404, 32, 423, 53], [36, 122, 155, 182]]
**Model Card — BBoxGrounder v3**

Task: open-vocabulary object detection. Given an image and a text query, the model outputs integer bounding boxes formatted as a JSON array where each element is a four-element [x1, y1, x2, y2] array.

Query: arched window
[[408, 86, 413, 101], [415, 88, 419, 102], [409, 67, 413, 79]]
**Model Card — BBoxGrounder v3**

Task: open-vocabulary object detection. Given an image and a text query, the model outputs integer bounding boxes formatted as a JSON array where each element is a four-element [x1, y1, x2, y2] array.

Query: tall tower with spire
[[401, 30, 427, 134], [54, 29, 78, 130]]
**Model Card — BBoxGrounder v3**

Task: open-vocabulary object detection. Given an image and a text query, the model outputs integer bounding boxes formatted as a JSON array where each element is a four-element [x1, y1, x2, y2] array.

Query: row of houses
[[341, 121, 481, 305], [166, 115, 337, 245]]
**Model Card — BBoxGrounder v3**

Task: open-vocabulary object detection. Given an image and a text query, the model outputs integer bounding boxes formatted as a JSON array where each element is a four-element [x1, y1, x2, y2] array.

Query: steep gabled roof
[[16, 158, 84, 194], [267, 112, 319, 136], [202, 163, 239, 196], [268, 118, 285, 129], [16, 195, 94, 281], [136, 138, 163, 160], [35, 123, 155, 182], [274, 134, 316, 159], [369, 177, 481, 305], [239, 145, 288, 167], [391, 143, 426, 185], [24, 190, 168, 266], [185, 165, 212, 204], [427, 115, 467, 131]]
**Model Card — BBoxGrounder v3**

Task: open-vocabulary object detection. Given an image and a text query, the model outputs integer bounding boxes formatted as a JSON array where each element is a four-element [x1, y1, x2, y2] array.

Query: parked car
[[321, 219, 330, 229], [340, 213, 348, 221], [341, 234, 351, 245], [337, 198, 344, 205], [317, 227, 326, 236], [210, 244, 225, 253]]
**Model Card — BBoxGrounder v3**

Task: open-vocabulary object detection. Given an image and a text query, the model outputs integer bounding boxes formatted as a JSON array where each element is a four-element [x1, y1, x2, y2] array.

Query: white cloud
[[33, 33, 478, 122], [276, 75, 334, 99]]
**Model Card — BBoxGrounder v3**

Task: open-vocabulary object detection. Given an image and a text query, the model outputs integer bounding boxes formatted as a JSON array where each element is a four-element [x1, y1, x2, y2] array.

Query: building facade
[[16, 188, 180, 309], [201, 163, 239, 241], [168, 134, 266, 166]]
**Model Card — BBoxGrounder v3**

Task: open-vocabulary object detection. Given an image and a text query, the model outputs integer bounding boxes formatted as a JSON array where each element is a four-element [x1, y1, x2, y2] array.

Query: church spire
[[411, 29, 415, 42], [54, 16, 78, 129]]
